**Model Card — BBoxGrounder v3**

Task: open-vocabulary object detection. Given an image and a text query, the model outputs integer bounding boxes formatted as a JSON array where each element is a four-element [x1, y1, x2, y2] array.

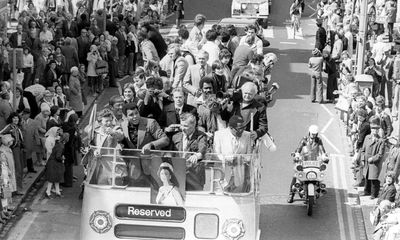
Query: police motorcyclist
[[287, 125, 328, 203]]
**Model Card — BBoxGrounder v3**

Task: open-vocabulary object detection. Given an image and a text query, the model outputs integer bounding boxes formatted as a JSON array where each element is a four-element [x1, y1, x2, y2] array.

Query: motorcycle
[[290, 153, 329, 216]]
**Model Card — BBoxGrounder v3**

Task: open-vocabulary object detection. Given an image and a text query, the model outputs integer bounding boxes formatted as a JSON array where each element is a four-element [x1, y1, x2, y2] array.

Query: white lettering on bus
[[127, 207, 172, 218]]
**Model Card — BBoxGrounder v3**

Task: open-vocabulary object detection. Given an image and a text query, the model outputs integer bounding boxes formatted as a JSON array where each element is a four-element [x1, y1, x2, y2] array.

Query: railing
[[84, 146, 260, 197]]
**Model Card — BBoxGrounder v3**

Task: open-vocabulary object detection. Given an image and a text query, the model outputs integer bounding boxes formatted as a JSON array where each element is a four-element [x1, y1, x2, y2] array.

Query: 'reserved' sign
[[115, 204, 186, 222]]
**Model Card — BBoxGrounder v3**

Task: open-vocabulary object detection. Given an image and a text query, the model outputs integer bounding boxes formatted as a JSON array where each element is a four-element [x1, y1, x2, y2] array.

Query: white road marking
[[279, 41, 297, 45], [331, 155, 347, 240], [321, 118, 334, 134], [285, 26, 304, 40], [321, 133, 341, 154], [320, 104, 334, 116], [263, 26, 274, 39]]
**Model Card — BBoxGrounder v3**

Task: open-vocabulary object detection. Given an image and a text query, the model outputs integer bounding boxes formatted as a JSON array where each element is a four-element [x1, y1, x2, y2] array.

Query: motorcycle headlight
[[306, 171, 317, 180], [320, 164, 327, 171], [241, 3, 247, 9], [222, 219, 245, 240]]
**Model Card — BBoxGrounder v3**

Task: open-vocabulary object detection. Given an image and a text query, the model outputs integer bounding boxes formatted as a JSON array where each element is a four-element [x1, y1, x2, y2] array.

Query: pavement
[[0, 75, 130, 238]]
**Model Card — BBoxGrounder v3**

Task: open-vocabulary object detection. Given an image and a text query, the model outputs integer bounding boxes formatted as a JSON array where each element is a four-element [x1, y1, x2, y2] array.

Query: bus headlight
[[222, 219, 245, 240], [306, 171, 318, 180], [89, 210, 113, 234], [195, 214, 219, 239], [241, 3, 247, 9]]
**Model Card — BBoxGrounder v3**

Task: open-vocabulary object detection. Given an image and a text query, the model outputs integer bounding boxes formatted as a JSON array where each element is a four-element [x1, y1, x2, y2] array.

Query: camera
[[216, 89, 242, 103]]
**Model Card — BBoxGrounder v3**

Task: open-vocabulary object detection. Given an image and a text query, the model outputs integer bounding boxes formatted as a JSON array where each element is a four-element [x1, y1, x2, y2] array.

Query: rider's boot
[[287, 193, 294, 203]]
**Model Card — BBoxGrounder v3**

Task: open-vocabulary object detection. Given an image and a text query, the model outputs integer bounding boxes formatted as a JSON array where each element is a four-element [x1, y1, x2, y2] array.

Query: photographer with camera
[[160, 88, 197, 133], [137, 76, 172, 120]]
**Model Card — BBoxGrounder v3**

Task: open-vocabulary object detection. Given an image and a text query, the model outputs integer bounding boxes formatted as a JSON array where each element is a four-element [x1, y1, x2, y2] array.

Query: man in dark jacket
[[77, 29, 91, 67], [9, 24, 31, 48], [360, 116, 386, 199], [62, 14, 79, 38], [315, 19, 327, 52], [356, 109, 371, 151]]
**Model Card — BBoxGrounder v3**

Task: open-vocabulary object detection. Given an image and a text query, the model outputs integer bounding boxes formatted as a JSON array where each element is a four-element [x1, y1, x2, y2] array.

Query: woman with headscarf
[[0, 113, 24, 195], [45, 132, 69, 198], [45, 126, 60, 162], [61, 113, 80, 187], [0, 134, 16, 213], [35, 103, 51, 166], [87, 45, 100, 96], [69, 67, 83, 117]]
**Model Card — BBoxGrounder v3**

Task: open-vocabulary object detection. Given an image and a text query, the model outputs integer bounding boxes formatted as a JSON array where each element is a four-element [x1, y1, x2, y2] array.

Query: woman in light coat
[[86, 45, 100, 96], [68, 67, 83, 117]]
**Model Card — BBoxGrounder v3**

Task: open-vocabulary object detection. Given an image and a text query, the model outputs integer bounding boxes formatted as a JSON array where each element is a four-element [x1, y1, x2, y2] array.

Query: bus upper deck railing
[[83, 146, 261, 197]]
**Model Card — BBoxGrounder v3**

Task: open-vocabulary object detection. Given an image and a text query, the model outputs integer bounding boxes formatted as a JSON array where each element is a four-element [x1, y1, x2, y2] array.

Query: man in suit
[[183, 50, 212, 107], [168, 44, 188, 89], [170, 112, 208, 191], [121, 102, 170, 187], [9, 24, 31, 48], [115, 25, 127, 77], [62, 13, 79, 38], [77, 29, 91, 66], [360, 116, 386, 199], [160, 87, 197, 130]]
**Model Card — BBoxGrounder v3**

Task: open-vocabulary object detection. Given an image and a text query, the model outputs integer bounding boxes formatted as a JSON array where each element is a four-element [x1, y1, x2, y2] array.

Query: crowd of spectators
[[311, 0, 400, 238], [0, 0, 279, 223]]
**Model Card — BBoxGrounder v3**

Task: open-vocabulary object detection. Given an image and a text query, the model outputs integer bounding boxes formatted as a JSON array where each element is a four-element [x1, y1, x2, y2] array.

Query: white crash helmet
[[264, 53, 278, 65], [308, 125, 319, 135]]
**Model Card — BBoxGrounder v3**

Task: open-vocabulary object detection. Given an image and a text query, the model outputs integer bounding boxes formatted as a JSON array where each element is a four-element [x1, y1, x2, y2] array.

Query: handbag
[[95, 60, 109, 75]]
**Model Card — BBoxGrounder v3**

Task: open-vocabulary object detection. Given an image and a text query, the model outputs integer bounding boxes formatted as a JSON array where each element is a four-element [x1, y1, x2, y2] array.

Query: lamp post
[[356, 0, 368, 75]]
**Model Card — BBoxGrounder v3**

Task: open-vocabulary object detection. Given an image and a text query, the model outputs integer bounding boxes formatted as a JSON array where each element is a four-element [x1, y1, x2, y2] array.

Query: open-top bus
[[80, 147, 262, 240]]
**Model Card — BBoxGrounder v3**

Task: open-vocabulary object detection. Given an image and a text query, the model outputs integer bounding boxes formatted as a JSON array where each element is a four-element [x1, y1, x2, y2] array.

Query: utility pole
[[356, 0, 368, 75], [12, 48, 16, 108]]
